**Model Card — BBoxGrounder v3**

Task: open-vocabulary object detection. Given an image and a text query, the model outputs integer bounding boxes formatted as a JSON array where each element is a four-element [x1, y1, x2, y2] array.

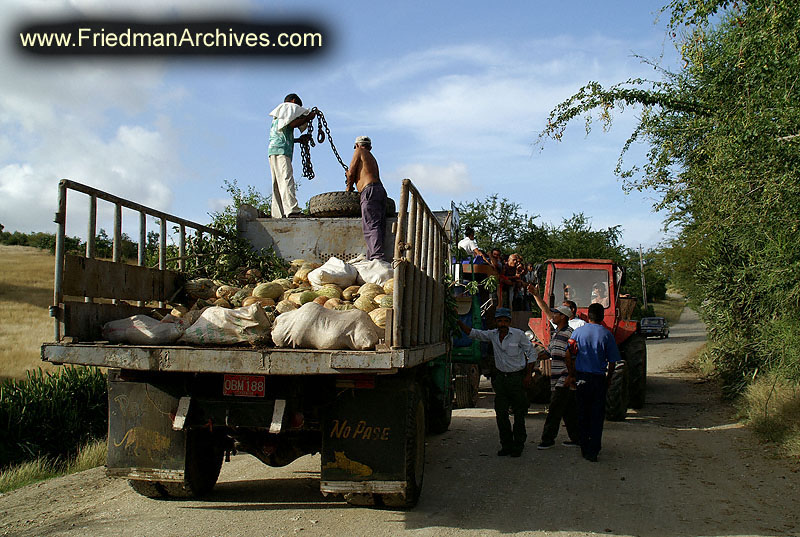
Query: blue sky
[[0, 0, 679, 249]]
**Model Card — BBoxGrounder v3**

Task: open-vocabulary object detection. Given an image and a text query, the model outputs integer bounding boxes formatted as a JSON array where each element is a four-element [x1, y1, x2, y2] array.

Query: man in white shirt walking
[[457, 307, 537, 457]]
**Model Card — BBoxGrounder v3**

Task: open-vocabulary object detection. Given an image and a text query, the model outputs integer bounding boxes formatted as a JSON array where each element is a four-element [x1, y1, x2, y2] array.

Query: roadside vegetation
[[651, 294, 685, 325], [537, 0, 800, 456], [0, 439, 106, 494]]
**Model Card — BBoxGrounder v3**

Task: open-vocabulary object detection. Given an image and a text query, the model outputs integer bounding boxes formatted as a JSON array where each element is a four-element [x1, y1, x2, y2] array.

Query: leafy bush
[[0, 367, 107, 469]]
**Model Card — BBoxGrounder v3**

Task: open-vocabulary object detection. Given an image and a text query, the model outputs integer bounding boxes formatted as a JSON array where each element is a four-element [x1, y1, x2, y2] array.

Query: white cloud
[[391, 162, 474, 195]]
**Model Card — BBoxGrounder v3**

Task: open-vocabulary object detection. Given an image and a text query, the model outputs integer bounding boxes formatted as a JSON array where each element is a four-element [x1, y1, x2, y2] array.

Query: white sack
[[268, 102, 311, 131], [179, 304, 272, 345], [102, 315, 185, 345], [271, 302, 379, 350], [308, 256, 359, 289], [351, 259, 394, 286]]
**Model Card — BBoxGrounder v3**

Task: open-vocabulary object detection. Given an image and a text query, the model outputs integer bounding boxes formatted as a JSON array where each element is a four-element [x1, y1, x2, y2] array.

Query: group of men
[[457, 289, 620, 462], [267, 93, 386, 261]]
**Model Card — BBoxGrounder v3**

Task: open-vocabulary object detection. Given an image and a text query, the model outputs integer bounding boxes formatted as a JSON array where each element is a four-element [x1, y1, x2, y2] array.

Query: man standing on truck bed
[[566, 303, 621, 462], [346, 136, 387, 260], [457, 307, 537, 457], [268, 93, 316, 218]]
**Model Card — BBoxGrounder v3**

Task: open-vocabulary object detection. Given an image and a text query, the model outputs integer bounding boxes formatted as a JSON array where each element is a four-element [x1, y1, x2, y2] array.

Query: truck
[[41, 178, 453, 508], [528, 259, 647, 420]]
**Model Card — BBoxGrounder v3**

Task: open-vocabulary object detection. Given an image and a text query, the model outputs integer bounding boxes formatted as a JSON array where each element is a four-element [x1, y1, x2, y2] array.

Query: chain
[[298, 107, 349, 181]]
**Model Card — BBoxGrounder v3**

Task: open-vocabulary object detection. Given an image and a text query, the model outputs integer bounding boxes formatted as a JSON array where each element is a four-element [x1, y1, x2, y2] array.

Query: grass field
[[0, 245, 60, 380], [651, 294, 686, 325]]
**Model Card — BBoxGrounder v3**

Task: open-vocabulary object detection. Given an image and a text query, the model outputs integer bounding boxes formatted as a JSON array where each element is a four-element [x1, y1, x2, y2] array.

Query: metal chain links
[[299, 107, 349, 181]]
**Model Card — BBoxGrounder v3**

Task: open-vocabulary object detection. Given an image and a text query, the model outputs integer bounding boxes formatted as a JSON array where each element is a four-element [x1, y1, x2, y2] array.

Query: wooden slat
[[62, 255, 182, 302], [62, 301, 171, 342]]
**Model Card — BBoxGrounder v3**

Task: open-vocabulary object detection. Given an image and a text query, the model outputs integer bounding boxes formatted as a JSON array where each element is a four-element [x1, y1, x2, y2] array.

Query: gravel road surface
[[2, 308, 798, 537]]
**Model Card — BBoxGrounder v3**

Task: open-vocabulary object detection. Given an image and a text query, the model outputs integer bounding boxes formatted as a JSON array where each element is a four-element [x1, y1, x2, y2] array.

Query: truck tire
[[453, 363, 480, 408], [605, 360, 629, 421], [380, 381, 425, 508], [128, 479, 168, 498], [163, 429, 224, 498], [622, 334, 647, 409], [308, 191, 396, 217]]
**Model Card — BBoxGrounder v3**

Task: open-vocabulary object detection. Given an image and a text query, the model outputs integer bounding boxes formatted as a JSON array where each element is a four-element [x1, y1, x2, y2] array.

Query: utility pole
[[639, 244, 648, 311]]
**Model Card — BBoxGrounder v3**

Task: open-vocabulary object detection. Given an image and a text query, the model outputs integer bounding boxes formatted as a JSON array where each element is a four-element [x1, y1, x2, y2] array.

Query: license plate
[[223, 375, 265, 397]]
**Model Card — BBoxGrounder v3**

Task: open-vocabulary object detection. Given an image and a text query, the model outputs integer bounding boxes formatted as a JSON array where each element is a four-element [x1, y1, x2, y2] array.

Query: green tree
[[538, 0, 800, 395]]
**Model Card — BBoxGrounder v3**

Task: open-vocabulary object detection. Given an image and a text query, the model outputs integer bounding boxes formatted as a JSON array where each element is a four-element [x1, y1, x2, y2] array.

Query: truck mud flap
[[320, 375, 414, 495], [107, 375, 187, 481]]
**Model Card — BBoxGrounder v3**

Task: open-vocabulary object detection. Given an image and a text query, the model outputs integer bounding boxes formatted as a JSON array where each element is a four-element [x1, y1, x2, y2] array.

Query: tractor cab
[[529, 259, 638, 348]]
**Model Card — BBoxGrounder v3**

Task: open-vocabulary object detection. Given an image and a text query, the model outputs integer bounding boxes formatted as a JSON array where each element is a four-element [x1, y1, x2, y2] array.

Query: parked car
[[640, 317, 670, 339]]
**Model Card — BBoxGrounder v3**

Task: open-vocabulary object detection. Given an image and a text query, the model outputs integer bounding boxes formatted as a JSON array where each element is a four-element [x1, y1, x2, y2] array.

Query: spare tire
[[308, 191, 396, 217]]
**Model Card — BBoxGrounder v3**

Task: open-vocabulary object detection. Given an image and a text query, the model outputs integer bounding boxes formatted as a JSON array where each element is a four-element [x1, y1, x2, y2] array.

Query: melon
[[242, 296, 275, 308], [185, 278, 217, 299], [214, 298, 232, 308], [273, 278, 294, 290], [383, 278, 394, 295], [313, 296, 329, 306], [276, 300, 297, 314], [369, 307, 390, 330], [342, 285, 361, 301], [323, 297, 343, 309], [317, 285, 343, 299], [334, 304, 356, 311], [299, 290, 318, 305], [230, 288, 252, 307], [379, 295, 393, 308], [253, 282, 284, 300], [354, 295, 377, 313], [358, 283, 383, 297]]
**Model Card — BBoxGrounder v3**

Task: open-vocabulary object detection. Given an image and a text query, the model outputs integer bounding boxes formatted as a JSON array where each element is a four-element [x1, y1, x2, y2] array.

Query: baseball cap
[[551, 305, 572, 317], [494, 307, 511, 319], [355, 135, 371, 145]]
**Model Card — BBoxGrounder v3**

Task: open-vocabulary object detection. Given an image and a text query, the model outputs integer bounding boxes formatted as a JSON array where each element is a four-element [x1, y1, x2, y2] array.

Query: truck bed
[[41, 341, 447, 374]]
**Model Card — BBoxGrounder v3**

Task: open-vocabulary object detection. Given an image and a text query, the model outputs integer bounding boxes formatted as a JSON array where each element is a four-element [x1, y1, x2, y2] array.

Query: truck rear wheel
[[453, 363, 480, 408], [605, 361, 629, 421], [380, 381, 426, 508], [163, 429, 224, 498], [622, 334, 647, 409], [427, 388, 453, 434]]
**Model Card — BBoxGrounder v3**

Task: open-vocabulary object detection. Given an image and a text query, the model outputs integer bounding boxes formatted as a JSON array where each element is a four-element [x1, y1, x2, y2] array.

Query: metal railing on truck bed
[[43, 178, 449, 373], [50, 179, 226, 343]]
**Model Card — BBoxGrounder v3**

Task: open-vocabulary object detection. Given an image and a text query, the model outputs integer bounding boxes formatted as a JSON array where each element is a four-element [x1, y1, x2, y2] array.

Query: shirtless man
[[346, 136, 387, 260]]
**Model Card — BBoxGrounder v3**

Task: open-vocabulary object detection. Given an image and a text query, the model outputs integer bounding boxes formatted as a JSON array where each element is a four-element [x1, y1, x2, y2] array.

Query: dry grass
[[0, 438, 107, 493], [738, 371, 800, 459], [651, 294, 686, 325], [0, 245, 59, 380]]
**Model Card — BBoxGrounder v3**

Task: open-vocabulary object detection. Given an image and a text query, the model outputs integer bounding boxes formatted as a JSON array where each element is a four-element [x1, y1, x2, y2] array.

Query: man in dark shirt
[[566, 303, 621, 462]]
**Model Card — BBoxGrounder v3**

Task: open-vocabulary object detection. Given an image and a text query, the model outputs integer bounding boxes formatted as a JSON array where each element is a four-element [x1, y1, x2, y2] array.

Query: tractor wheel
[[162, 429, 224, 498], [605, 360, 629, 421], [622, 334, 647, 409], [380, 381, 426, 508], [308, 191, 396, 217], [453, 363, 480, 408]]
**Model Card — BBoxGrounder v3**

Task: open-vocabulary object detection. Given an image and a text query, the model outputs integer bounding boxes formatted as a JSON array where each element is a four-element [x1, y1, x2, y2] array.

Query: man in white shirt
[[457, 226, 490, 264], [457, 307, 537, 457]]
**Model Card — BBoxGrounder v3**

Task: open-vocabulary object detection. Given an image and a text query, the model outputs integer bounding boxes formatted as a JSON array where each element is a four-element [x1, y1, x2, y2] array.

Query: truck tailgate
[[41, 342, 447, 374]]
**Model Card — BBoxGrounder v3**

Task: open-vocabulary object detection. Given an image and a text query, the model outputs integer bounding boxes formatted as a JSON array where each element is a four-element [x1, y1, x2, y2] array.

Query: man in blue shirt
[[566, 303, 621, 462], [458, 307, 537, 457], [268, 93, 316, 218]]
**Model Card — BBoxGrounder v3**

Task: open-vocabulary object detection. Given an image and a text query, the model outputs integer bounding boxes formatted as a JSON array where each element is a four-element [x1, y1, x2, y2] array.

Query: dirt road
[[2, 309, 799, 537]]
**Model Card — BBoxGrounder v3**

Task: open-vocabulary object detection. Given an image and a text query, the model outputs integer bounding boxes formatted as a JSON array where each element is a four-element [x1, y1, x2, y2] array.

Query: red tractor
[[529, 259, 647, 420]]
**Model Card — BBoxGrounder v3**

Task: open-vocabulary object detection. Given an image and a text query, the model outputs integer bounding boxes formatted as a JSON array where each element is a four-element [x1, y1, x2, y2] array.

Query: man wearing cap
[[527, 283, 586, 330], [536, 305, 580, 450], [566, 303, 621, 462], [268, 93, 317, 218], [457, 307, 537, 457], [346, 136, 387, 260]]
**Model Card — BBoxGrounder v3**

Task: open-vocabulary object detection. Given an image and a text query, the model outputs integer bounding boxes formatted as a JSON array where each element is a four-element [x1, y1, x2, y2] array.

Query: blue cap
[[494, 307, 511, 319]]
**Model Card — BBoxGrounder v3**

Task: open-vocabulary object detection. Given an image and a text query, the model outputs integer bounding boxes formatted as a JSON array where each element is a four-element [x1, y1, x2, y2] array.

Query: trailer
[[41, 178, 453, 508]]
